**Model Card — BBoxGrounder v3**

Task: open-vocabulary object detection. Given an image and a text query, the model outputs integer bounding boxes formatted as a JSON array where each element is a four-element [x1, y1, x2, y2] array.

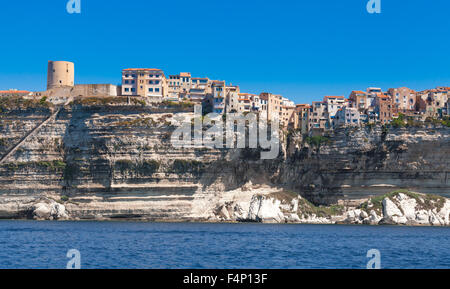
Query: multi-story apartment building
[[388, 87, 416, 112], [121, 68, 167, 101], [253, 94, 268, 119], [418, 88, 448, 118], [248, 94, 260, 112], [366, 87, 382, 108], [260, 93, 283, 122], [296, 104, 310, 134], [189, 77, 212, 102], [349, 91, 368, 112], [280, 105, 296, 128], [309, 101, 327, 130], [374, 94, 393, 124], [226, 92, 240, 113], [167, 72, 193, 101], [324, 96, 346, 128], [237, 93, 253, 114], [281, 97, 295, 108], [211, 81, 226, 114], [334, 107, 361, 128]]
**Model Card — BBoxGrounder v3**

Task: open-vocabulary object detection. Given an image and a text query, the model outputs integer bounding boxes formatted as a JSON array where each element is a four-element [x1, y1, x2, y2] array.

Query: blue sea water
[[0, 221, 449, 269]]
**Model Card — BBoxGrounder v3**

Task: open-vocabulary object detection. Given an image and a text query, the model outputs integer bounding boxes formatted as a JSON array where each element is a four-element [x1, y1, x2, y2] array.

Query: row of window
[[124, 88, 160, 93], [124, 80, 160, 85], [124, 74, 161, 78]]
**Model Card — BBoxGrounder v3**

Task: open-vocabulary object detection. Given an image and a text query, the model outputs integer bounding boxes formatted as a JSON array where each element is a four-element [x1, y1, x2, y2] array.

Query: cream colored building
[[281, 105, 296, 128], [189, 77, 212, 101], [121, 68, 167, 101], [260, 92, 283, 122], [212, 81, 226, 114], [167, 72, 192, 100], [237, 93, 253, 113]]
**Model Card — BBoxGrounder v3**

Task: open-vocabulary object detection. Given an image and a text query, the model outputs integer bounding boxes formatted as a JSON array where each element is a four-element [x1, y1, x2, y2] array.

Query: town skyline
[[3, 60, 448, 135], [1, 60, 449, 106], [1, 1, 450, 103]]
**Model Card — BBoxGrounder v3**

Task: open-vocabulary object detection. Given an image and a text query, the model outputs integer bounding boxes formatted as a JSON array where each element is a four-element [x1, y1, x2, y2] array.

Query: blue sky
[[0, 0, 449, 104]]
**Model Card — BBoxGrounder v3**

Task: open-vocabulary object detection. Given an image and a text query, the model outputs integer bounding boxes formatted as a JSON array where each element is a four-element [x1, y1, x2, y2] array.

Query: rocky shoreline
[[1, 189, 449, 226]]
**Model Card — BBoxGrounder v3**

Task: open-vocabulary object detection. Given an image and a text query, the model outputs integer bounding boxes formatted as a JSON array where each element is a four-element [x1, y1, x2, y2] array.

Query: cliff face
[[0, 103, 448, 224], [280, 126, 450, 205]]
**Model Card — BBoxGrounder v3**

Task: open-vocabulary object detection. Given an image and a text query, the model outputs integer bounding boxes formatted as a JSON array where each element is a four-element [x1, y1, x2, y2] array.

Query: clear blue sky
[[0, 0, 449, 104]]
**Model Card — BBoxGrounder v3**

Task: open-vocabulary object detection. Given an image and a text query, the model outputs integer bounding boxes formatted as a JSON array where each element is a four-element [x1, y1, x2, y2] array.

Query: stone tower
[[47, 61, 75, 90]]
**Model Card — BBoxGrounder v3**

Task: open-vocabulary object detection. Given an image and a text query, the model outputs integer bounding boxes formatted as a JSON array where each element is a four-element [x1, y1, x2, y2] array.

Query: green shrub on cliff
[[160, 101, 195, 109], [391, 113, 406, 128], [442, 116, 450, 127], [297, 197, 345, 218], [305, 136, 329, 147], [37, 160, 66, 172], [3, 160, 66, 172], [359, 190, 446, 214], [0, 96, 52, 111]]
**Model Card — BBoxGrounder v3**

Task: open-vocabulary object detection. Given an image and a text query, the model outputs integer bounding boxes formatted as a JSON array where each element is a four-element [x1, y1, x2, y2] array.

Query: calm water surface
[[0, 221, 449, 269]]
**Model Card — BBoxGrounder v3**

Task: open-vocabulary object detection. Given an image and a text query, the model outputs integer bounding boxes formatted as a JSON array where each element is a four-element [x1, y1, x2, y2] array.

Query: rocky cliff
[[0, 99, 449, 225]]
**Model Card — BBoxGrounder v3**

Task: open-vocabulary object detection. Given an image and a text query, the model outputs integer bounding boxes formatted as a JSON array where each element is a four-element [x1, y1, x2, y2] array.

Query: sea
[[0, 221, 449, 269]]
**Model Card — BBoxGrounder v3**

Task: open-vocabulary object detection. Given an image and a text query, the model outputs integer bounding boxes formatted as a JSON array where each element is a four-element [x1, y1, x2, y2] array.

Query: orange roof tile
[[0, 90, 30, 94], [324, 96, 345, 100]]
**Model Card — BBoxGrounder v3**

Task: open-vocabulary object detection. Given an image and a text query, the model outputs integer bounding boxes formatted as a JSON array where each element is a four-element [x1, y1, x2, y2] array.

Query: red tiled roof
[[324, 96, 345, 100], [0, 90, 30, 94]]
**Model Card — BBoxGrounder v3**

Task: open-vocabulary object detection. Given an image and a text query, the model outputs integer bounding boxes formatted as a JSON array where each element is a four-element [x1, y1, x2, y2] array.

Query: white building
[[334, 107, 361, 128]]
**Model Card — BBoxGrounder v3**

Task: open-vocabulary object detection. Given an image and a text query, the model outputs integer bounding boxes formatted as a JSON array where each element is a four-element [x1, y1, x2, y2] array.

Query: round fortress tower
[[47, 61, 74, 90]]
